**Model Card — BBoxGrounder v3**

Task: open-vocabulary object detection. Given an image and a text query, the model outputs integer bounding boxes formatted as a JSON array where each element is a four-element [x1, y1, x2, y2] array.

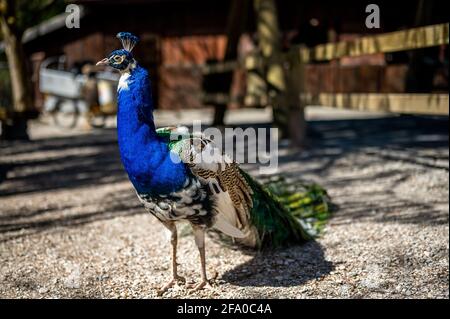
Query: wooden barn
[[17, 0, 449, 111]]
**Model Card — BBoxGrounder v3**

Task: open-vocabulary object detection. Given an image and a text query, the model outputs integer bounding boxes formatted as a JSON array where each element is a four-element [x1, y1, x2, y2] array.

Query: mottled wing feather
[[158, 127, 254, 231], [196, 163, 253, 228]]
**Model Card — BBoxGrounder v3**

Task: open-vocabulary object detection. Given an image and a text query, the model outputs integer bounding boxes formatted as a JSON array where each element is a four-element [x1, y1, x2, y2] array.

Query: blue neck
[[117, 65, 187, 194]]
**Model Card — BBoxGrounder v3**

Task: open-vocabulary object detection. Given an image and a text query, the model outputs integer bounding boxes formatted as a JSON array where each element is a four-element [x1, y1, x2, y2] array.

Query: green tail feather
[[240, 169, 333, 249]]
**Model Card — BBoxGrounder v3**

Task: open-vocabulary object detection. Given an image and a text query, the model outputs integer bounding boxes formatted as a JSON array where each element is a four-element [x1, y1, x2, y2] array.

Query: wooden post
[[405, 0, 437, 93], [211, 0, 250, 126], [286, 47, 307, 148], [253, 0, 289, 138]]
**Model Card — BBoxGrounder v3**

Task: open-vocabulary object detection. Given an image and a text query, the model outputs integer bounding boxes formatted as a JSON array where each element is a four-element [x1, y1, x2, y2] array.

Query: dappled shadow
[[0, 128, 148, 242], [0, 129, 126, 196], [330, 196, 449, 226], [240, 115, 448, 227], [0, 186, 144, 243], [0, 114, 447, 244], [221, 241, 334, 287]]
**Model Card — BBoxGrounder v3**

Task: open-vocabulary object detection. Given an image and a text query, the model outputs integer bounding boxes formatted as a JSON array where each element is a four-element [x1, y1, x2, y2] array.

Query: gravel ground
[[0, 108, 448, 299]]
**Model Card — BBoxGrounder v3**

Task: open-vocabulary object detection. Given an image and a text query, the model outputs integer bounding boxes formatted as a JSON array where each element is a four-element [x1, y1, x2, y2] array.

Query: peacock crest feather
[[116, 32, 139, 52]]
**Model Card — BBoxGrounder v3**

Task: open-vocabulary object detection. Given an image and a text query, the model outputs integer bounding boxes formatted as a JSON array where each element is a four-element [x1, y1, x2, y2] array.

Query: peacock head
[[96, 32, 139, 71]]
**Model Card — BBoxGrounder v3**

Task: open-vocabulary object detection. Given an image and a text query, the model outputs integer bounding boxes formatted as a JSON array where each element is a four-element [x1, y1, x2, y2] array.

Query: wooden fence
[[201, 23, 449, 116]]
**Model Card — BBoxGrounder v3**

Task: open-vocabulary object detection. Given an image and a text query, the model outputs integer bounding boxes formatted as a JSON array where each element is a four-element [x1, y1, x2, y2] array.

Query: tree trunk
[[0, 0, 33, 140]]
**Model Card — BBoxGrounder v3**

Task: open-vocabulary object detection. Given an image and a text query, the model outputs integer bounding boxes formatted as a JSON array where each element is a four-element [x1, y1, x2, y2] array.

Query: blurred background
[[0, 0, 448, 139], [0, 0, 448, 299]]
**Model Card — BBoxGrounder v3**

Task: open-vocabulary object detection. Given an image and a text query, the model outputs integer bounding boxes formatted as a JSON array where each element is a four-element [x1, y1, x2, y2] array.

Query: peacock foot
[[156, 275, 186, 296], [187, 280, 211, 293], [187, 271, 218, 293]]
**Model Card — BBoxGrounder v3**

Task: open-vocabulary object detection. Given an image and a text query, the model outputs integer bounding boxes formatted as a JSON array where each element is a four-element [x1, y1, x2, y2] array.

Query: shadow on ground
[[0, 115, 448, 245], [220, 241, 334, 287], [0, 130, 125, 196]]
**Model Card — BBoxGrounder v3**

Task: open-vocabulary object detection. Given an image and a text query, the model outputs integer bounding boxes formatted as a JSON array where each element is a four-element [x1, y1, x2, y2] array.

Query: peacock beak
[[96, 58, 109, 66]]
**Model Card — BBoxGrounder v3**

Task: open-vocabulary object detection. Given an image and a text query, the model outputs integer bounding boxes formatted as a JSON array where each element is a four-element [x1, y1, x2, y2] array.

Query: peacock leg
[[189, 225, 210, 291], [157, 221, 186, 296]]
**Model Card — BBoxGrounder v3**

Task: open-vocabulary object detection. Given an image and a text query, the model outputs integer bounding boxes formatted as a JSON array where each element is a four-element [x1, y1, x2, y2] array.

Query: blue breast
[[116, 65, 188, 195]]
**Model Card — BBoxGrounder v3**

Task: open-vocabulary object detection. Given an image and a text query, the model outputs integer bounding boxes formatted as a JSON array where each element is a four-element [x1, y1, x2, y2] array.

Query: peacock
[[96, 32, 332, 295]]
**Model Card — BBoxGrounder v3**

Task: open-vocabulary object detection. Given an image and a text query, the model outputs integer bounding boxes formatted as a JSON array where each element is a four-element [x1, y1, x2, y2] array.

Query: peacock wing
[[164, 128, 256, 243]]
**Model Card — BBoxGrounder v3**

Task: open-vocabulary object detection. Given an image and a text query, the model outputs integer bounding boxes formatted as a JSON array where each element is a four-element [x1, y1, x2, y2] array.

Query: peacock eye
[[114, 55, 122, 62]]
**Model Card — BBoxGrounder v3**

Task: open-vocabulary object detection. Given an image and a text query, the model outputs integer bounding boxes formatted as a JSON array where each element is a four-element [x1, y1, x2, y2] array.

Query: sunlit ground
[[0, 107, 448, 298]]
